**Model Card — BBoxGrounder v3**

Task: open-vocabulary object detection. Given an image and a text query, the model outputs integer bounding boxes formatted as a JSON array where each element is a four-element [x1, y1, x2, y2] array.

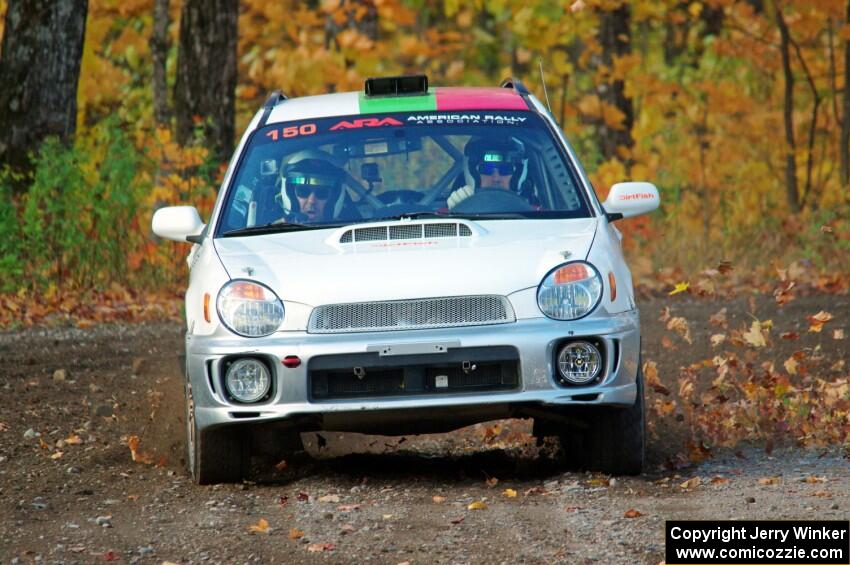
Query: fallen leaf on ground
[[784, 357, 798, 375], [668, 281, 689, 296], [758, 477, 780, 485], [812, 491, 830, 498], [781, 331, 799, 340], [742, 320, 767, 348], [834, 329, 845, 340], [318, 494, 340, 503], [710, 334, 726, 347], [307, 543, 334, 552], [803, 476, 827, 483], [337, 504, 360, 512], [450, 516, 465, 524], [587, 478, 609, 487], [432, 495, 445, 504], [50, 451, 63, 460], [667, 316, 693, 344], [127, 495, 139, 501], [467, 501, 487, 510], [709, 308, 728, 328], [643, 361, 670, 395], [774, 281, 796, 306], [564, 506, 582, 512], [65, 434, 83, 445], [485, 477, 499, 488], [289, 528, 304, 540], [624, 508, 644, 518], [127, 435, 140, 460], [710, 476, 729, 485], [248, 518, 270, 533], [503, 488, 517, 498], [297, 492, 309, 501], [679, 477, 701, 489], [807, 311, 834, 333], [274, 459, 287, 471]]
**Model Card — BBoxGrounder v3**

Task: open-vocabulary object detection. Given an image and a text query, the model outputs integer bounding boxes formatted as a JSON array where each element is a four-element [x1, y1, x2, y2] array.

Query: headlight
[[217, 280, 284, 337], [537, 261, 603, 320], [225, 358, 271, 402]]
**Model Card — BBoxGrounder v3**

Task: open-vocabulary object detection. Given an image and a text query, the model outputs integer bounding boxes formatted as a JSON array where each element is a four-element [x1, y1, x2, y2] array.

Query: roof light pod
[[537, 261, 603, 320]]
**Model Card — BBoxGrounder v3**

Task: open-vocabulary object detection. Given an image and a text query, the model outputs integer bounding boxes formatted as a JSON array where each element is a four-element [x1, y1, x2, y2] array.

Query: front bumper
[[186, 310, 641, 434]]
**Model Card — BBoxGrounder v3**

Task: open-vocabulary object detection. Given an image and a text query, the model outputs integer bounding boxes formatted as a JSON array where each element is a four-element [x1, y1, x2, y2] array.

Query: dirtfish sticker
[[406, 114, 527, 125]]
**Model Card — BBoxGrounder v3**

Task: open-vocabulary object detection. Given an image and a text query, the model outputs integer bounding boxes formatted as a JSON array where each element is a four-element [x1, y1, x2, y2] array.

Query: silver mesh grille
[[389, 224, 422, 240], [340, 222, 472, 244], [424, 223, 457, 238], [308, 295, 515, 334], [354, 227, 387, 242]]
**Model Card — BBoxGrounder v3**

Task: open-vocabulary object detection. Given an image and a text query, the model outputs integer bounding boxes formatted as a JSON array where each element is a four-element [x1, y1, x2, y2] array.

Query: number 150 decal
[[265, 123, 317, 141]]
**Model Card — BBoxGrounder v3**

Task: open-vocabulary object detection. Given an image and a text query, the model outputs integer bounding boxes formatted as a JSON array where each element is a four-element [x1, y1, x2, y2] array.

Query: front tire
[[537, 365, 645, 475], [186, 382, 249, 485]]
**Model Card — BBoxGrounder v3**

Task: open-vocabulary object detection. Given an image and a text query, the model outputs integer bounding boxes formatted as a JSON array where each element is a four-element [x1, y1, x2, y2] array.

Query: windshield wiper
[[369, 211, 528, 223], [221, 221, 342, 238]]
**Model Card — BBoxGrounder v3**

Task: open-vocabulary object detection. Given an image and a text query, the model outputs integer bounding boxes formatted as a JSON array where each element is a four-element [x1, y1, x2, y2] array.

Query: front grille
[[307, 295, 515, 334], [309, 346, 520, 400]]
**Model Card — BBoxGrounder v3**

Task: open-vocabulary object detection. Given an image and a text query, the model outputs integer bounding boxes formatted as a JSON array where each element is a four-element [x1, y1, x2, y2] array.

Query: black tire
[[250, 425, 305, 462], [543, 365, 645, 475], [186, 382, 250, 485]]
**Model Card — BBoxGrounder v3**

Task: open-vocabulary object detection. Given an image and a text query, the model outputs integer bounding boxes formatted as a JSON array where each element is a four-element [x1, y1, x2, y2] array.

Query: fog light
[[557, 341, 602, 385], [225, 358, 271, 403]]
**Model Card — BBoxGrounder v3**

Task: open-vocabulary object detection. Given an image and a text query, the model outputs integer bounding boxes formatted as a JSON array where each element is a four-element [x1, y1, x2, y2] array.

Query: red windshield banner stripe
[[434, 87, 529, 111]]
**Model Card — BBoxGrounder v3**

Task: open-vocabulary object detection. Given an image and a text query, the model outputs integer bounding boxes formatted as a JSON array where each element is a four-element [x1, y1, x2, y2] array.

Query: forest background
[[0, 0, 848, 325]]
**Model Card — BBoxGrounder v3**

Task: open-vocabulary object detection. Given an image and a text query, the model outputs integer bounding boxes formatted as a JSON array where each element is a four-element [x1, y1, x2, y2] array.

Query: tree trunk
[[0, 0, 87, 186], [174, 0, 238, 163], [841, 0, 850, 188], [774, 0, 800, 212], [596, 2, 634, 164], [150, 0, 171, 127]]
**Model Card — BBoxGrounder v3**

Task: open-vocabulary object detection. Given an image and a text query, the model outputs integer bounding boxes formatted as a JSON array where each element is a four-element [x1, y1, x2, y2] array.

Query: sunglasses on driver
[[287, 174, 336, 200], [477, 162, 516, 176]]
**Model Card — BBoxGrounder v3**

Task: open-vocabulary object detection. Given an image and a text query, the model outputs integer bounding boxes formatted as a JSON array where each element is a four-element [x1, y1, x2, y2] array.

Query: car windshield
[[216, 110, 592, 236]]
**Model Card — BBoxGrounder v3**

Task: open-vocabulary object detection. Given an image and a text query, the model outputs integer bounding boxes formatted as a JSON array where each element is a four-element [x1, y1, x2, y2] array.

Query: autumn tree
[[595, 1, 633, 164], [150, 0, 171, 126], [0, 0, 88, 186], [842, 0, 850, 188], [174, 0, 238, 163]]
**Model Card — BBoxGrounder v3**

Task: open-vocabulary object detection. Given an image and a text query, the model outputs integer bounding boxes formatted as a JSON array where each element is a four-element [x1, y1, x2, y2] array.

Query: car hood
[[214, 218, 599, 306]]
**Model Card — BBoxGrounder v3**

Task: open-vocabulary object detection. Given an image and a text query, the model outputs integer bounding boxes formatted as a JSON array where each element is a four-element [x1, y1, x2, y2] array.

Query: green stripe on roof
[[358, 89, 437, 114]]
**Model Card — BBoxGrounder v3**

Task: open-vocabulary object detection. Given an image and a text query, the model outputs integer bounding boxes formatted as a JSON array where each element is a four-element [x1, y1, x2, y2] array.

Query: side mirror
[[152, 206, 205, 243], [602, 182, 660, 220]]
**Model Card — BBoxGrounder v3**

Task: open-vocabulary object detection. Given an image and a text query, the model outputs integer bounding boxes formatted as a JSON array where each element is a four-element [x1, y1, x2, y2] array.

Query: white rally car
[[153, 76, 659, 484]]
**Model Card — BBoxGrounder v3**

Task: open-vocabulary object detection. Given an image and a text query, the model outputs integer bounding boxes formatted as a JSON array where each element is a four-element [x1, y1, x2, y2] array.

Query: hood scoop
[[339, 221, 473, 244]]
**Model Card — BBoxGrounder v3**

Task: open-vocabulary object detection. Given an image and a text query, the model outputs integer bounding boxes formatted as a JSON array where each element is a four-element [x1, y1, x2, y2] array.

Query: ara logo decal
[[330, 117, 403, 131]]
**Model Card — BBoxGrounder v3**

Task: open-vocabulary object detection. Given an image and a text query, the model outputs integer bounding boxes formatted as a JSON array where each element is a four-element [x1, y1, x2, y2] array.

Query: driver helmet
[[463, 137, 527, 191], [279, 150, 347, 219]]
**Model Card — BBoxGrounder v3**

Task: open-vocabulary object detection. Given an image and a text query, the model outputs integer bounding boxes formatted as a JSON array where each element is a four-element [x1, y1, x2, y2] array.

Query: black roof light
[[499, 78, 530, 95], [365, 75, 428, 97]]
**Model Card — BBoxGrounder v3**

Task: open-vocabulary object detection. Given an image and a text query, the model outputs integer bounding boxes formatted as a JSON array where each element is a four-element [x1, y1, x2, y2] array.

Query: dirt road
[[1, 294, 848, 563]]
